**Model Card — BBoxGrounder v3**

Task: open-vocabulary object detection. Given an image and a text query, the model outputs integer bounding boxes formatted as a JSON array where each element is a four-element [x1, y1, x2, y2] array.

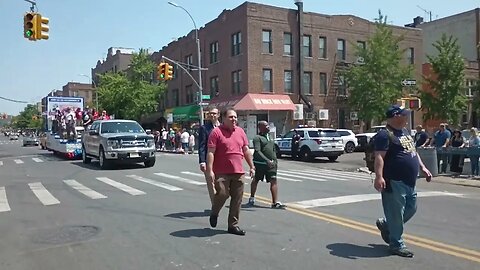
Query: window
[[185, 55, 193, 71], [320, 72, 327, 95], [231, 32, 242, 56], [210, 76, 219, 97], [186, 85, 193, 104], [210, 41, 219, 64], [407, 47, 415, 65], [284, 70, 293, 93], [172, 89, 179, 107], [303, 72, 312, 95], [262, 69, 273, 92], [319, 36, 327, 59], [262, 30, 272, 54], [232, 70, 242, 94], [337, 39, 346, 61], [284, 32, 292, 55], [466, 79, 476, 97], [357, 41, 366, 50], [337, 75, 346, 96], [303, 35, 312, 57]]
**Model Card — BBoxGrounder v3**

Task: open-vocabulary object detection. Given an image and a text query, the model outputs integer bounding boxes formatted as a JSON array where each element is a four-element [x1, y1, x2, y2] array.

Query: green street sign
[[202, 95, 211, 100]]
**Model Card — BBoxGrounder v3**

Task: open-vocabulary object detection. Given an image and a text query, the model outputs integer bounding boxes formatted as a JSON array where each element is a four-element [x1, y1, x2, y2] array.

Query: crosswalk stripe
[[280, 170, 350, 181], [14, 159, 24, 164], [277, 171, 328, 182], [154, 173, 206, 186], [303, 169, 372, 180], [181, 171, 204, 177], [96, 177, 146, 196], [32, 158, 43, 163], [126, 175, 183, 191], [0, 187, 11, 212], [289, 191, 464, 209], [63, 180, 107, 199], [294, 170, 371, 182], [28, 182, 60, 206], [0, 161, 3, 166], [275, 176, 303, 182]]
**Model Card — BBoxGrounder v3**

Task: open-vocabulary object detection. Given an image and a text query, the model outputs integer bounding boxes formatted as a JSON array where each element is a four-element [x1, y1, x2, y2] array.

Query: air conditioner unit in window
[[293, 104, 304, 120], [305, 112, 315, 120], [318, 109, 329, 120]]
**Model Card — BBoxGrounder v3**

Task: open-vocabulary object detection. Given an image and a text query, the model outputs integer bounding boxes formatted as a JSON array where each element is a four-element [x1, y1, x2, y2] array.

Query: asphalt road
[[0, 136, 479, 270]]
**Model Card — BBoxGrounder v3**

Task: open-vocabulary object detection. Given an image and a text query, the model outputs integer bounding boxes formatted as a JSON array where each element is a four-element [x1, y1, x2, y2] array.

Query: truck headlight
[[147, 139, 155, 148], [107, 140, 120, 149]]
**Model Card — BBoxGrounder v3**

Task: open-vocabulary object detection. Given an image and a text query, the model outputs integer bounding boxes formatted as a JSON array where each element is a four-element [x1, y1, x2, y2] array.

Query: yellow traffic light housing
[[157, 63, 166, 81], [35, 14, 49, 40], [165, 63, 173, 80], [24, 12, 38, 41]]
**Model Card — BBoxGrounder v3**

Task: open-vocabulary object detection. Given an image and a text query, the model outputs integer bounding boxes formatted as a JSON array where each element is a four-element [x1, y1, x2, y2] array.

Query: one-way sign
[[402, 79, 416, 86]]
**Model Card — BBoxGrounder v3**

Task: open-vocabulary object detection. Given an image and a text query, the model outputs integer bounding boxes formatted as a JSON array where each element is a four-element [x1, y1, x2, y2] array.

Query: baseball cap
[[386, 105, 410, 118]]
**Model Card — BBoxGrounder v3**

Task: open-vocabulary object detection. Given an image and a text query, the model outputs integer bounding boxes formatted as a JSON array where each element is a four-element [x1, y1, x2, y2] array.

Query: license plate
[[130, 153, 140, 158]]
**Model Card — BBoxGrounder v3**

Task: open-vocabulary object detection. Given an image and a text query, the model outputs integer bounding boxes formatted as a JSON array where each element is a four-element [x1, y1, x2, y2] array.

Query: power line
[[0, 96, 29, 104]]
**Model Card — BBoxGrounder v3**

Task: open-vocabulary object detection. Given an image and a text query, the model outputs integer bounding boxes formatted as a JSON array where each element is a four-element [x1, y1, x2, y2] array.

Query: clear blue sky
[[1, 0, 478, 115]]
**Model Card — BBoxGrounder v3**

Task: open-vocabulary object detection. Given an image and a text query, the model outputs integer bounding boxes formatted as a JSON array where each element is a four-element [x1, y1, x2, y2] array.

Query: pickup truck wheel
[[328, 156, 339, 162], [82, 146, 91, 164], [99, 148, 109, 169], [345, 142, 355, 153], [299, 147, 313, 162], [144, 158, 156, 168]]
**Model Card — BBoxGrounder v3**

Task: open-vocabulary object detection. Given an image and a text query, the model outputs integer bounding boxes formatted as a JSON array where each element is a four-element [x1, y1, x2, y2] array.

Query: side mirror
[[89, 130, 98, 135], [146, 129, 152, 135]]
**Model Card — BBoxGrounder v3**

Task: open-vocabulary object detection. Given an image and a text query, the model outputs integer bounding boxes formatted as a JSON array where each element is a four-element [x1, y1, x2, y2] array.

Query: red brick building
[[151, 1, 423, 136]]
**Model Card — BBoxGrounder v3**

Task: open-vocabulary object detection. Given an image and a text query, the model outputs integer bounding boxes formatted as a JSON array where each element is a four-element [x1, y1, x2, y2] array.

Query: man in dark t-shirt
[[373, 105, 432, 258], [414, 125, 428, 148]]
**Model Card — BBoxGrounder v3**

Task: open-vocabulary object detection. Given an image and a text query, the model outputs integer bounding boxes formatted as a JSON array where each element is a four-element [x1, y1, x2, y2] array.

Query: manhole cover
[[32, 225, 100, 245]]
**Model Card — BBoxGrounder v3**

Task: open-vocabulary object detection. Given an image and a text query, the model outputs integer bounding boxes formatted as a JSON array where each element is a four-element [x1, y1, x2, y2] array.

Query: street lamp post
[[78, 74, 98, 109], [168, 1, 204, 125]]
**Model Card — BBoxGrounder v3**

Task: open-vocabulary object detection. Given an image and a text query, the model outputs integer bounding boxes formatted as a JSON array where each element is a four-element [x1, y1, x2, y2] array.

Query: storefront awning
[[209, 93, 295, 111], [172, 104, 199, 121]]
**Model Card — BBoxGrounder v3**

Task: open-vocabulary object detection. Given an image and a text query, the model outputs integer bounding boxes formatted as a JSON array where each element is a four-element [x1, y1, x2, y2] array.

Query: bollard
[[417, 147, 438, 177]]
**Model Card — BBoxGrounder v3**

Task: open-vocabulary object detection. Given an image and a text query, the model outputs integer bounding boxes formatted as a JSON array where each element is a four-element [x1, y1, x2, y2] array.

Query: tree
[[12, 104, 42, 130], [97, 49, 166, 120], [344, 11, 413, 128], [420, 34, 467, 126]]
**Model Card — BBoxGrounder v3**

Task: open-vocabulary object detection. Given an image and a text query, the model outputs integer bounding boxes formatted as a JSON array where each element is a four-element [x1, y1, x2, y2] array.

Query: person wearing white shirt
[[180, 129, 190, 153]]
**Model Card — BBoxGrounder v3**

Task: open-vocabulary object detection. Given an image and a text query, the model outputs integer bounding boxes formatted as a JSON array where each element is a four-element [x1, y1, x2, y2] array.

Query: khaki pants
[[203, 172, 216, 205], [211, 174, 245, 228]]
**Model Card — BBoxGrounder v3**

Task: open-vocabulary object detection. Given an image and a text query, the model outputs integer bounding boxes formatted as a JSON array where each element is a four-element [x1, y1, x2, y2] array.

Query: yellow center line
[[244, 193, 480, 263]]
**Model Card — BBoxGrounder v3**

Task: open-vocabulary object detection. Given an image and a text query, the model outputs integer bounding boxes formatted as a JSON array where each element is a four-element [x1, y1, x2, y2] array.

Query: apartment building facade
[[91, 47, 135, 85], [153, 1, 423, 135]]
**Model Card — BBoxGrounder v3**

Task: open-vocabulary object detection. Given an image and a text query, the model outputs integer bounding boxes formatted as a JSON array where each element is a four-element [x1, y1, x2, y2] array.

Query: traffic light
[[157, 63, 166, 81], [24, 12, 38, 41], [35, 14, 49, 40], [165, 63, 173, 80]]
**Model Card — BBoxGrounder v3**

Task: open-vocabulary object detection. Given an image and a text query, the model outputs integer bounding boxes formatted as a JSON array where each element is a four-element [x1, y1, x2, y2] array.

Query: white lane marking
[[289, 191, 464, 209], [275, 176, 303, 182], [299, 169, 372, 180], [0, 161, 3, 166], [28, 182, 60, 206], [14, 159, 24, 164], [32, 158, 43, 163], [280, 170, 350, 181], [126, 175, 183, 191], [181, 171, 204, 177], [0, 187, 11, 212], [277, 171, 327, 182], [154, 173, 206, 186], [96, 177, 146, 196], [63, 180, 107, 199]]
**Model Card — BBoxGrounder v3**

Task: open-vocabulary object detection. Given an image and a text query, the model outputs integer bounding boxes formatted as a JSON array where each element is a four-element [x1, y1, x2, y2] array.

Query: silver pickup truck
[[82, 119, 156, 169]]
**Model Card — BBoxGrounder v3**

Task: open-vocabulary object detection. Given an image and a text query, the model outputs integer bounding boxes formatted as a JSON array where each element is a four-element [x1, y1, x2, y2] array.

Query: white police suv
[[274, 128, 344, 162]]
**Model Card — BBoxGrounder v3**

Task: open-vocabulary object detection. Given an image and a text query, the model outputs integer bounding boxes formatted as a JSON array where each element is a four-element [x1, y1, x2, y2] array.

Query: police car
[[274, 128, 344, 161]]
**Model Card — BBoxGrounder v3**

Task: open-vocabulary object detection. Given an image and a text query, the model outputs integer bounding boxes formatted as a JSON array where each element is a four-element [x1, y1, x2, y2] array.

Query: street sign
[[401, 79, 416, 86], [202, 94, 211, 100], [198, 102, 209, 106], [167, 113, 173, 124]]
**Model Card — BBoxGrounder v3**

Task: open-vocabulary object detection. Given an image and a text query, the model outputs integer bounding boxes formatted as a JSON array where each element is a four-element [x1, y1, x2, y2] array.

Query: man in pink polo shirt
[[206, 108, 255, 236]]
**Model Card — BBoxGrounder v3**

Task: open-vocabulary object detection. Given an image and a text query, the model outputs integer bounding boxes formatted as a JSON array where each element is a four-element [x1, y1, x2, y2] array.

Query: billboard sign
[[46, 97, 84, 130]]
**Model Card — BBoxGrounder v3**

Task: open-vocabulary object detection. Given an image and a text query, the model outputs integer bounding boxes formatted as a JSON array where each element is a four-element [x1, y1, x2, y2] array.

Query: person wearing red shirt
[[206, 108, 254, 236]]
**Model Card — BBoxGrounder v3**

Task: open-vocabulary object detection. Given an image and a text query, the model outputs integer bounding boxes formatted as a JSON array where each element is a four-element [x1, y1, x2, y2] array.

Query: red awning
[[209, 93, 295, 111]]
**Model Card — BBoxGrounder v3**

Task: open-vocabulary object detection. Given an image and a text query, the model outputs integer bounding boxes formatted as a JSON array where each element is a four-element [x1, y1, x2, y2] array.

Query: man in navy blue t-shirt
[[373, 105, 432, 258]]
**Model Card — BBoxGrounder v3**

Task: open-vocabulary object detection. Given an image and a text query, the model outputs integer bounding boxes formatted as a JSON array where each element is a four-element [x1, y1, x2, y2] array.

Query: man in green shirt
[[247, 121, 286, 209]]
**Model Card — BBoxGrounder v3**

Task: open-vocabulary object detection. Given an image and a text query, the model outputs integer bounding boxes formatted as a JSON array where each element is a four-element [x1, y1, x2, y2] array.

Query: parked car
[[337, 129, 358, 153], [82, 119, 156, 169], [355, 125, 386, 151], [274, 128, 344, 162], [22, 135, 39, 146]]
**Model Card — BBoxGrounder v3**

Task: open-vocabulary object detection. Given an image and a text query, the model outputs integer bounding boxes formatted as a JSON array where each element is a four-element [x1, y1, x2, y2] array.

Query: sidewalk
[[357, 167, 480, 188]]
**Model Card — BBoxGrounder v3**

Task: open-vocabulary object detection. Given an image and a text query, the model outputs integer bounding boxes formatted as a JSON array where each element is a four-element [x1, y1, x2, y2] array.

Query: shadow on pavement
[[165, 209, 211, 219], [71, 160, 146, 171], [170, 228, 228, 238], [326, 243, 390, 259]]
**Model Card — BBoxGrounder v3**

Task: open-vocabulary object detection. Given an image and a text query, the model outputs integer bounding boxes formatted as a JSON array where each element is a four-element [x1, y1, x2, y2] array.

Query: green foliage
[[420, 34, 467, 125], [344, 11, 413, 125], [97, 48, 166, 120], [12, 104, 42, 129]]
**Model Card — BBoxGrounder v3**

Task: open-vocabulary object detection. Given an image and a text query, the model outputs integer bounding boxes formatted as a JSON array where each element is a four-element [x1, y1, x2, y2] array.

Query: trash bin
[[417, 147, 438, 177]]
